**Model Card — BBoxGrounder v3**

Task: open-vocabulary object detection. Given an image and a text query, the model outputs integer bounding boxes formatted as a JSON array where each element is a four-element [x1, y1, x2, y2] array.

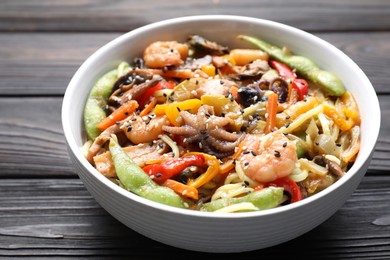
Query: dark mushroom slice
[[269, 77, 289, 103], [188, 35, 229, 56]]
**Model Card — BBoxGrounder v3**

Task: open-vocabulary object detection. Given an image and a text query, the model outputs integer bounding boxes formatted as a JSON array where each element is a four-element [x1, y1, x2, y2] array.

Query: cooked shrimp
[[86, 124, 121, 164], [143, 41, 189, 69], [123, 114, 170, 144], [237, 133, 297, 183], [196, 78, 237, 97]]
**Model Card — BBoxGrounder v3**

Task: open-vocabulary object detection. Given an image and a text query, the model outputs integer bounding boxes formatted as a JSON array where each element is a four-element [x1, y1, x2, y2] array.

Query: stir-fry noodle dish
[[83, 34, 361, 212]]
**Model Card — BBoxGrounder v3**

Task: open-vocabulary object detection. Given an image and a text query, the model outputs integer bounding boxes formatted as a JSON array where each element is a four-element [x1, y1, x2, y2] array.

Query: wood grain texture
[[1, 1, 389, 258], [0, 32, 389, 96], [0, 0, 389, 32], [0, 177, 389, 258]]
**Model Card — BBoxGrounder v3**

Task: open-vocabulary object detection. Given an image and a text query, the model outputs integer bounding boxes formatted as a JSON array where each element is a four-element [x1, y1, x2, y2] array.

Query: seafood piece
[[237, 133, 297, 183], [86, 124, 121, 163], [236, 59, 270, 78], [143, 41, 189, 69], [163, 105, 243, 158], [94, 141, 171, 178], [196, 78, 238, 97], [109, 73, 162, 107], [122, 114, 170, 144]]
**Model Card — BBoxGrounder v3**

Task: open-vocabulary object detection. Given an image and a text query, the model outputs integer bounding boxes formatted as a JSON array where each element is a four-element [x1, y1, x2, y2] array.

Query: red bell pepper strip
[[137, 81, 175, 108], [142, 154, 205, 184], [270, 60, 296, 79], [270, 60, 308, 101], [265, 177, 302, 203], [292, 78, 309, 101]]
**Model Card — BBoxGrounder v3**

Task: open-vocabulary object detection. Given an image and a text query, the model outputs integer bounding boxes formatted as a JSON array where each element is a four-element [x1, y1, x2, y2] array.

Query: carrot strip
[[163, 179, 198, 200], [229, 86, 239, 101], [139, 97, 157, 117], [219, 159, 235, 175], [265, 92, 278, 134], [96, 100, 139, 131]]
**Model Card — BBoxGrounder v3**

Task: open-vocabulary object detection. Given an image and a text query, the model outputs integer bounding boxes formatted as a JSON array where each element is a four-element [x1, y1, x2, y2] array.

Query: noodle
[[83, 34, 361, 212]]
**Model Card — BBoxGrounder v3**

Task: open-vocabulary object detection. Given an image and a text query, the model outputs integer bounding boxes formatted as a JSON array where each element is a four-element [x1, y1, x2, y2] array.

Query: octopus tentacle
[[208, 128, 241, 142], [161, 104, 243, 158], [162, 125, 197, 136]]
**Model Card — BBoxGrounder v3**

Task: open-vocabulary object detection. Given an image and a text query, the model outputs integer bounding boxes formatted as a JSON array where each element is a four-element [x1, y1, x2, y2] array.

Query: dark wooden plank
[[0, 33, 120, 96], [0, 32, 389, 96], [0, 0, 389, 32], [0, 97, 74, 177], [0, 177, 389, 258], [0, 95, 389, 178]]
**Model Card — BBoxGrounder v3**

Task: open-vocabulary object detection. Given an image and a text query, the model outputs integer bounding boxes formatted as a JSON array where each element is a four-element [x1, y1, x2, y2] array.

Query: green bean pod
[[109, 136, 188, 209], [200, 187, 284, 212], [83, 69, 118, 140], [83, 62, 131, 141], [238, 35, 346, 96]]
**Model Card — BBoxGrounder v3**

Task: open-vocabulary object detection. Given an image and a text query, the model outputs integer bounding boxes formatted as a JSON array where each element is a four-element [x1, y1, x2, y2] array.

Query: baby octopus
[[163, 105, 243, 158]]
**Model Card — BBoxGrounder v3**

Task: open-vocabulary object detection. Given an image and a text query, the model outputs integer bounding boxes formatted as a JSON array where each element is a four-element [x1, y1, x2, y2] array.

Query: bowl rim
[[62, 14, 381, 219]]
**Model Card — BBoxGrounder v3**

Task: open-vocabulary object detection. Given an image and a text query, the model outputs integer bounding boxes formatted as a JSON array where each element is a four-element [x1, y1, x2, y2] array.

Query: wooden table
[[1, 1, 389, 258]]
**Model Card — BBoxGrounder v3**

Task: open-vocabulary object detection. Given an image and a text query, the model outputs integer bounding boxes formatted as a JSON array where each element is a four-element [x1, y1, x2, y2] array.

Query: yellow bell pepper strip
[[186, 153, 220, 189], [154, 99, 202, 126], [340, 91, 361, 125], [142, 154, 206, 185], [201, 64, 216, 77], [323, 104, 355, 131]]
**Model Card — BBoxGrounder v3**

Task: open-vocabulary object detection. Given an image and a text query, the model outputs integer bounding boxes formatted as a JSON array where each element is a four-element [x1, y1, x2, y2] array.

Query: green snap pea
[[83, 62, 131, 141], [238, 35, 346, 96], [200, 187, 283, 212], [83, 69, 118, 140], [109, 136, 188, 209]]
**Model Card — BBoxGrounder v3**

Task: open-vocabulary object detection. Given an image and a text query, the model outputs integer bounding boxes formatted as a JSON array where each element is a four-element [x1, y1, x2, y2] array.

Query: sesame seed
[[243, 150, 250, 154], [283, 142, 287, 147], [251, 151, 257, 156]]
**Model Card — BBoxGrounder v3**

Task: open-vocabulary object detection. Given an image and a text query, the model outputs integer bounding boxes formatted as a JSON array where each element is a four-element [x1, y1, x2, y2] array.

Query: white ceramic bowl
[[62, 15, 381, 253]]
